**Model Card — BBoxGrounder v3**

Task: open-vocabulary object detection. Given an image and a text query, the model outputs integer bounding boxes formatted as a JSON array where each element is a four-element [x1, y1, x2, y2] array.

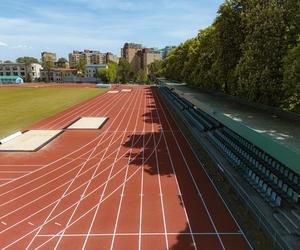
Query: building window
[[6, 72, 11, 76], [13, 72, 18, 76]]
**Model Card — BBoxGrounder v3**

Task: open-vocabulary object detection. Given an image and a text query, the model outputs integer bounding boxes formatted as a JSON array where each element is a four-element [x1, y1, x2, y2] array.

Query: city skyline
[[0, 0, 223, 60]]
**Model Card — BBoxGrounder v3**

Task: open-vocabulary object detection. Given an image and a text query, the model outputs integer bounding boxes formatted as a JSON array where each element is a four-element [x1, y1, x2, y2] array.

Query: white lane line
[[0, 91, 125, 190], [1, 221, 7, 225], [38, 232, 244, 236], [44, 90, 111, 129], [27, 88, 139, 249], [0, 171, 30, 173], [110, 87, 144, 250], [151, 102, 169, 249], [0, 91, 136, 202], [81, 89, 142, 250], [28, 222, 34, 226], [54, 222, 61, 226], [156, 90, 225, 249], [154, 91, 197, 250], [138, 89, 147, 250], [2, 92, 164, 250]]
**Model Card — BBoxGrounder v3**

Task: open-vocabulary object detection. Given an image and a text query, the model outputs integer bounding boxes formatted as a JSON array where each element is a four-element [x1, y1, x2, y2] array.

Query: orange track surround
[[0, 85, 252, 249]]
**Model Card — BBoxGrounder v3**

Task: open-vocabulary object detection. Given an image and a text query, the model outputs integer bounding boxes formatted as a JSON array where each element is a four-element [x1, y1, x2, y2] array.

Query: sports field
[[0, 85, 251, 249], [0, 86, 107, 138]]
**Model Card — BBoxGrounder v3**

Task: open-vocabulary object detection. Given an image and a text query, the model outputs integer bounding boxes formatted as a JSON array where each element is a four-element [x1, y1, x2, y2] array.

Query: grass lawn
[[0, 87, 107, 138]]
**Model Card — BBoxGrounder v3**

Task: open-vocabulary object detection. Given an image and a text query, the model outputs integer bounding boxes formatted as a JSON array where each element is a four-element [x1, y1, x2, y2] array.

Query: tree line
[[157, 0, 300, 111]]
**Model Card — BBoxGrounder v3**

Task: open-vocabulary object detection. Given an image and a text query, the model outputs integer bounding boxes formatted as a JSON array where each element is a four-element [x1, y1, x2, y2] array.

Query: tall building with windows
[[69, 50, 119, 68], [121, 43, 161, 74], [0, 62, 42, 80]]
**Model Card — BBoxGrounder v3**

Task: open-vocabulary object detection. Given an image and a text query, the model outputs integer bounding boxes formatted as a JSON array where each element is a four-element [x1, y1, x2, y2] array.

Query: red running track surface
[[0, 86, 252, 250]]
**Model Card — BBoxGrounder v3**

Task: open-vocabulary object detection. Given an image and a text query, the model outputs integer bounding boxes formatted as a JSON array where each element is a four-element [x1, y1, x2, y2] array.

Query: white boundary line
[[38, 232, 244, 236], [110, 87, 144, 250], [151, 100, 169, 249], [138, 89, 147, 250], [81, 88, 142, 250], [154, 91, 197, 250], [157, 88, 253, 249], [57, 88, 142, 249], [0, 90, 125, 190], [27, 87, 140, 249], [156, 89, 224, 249]]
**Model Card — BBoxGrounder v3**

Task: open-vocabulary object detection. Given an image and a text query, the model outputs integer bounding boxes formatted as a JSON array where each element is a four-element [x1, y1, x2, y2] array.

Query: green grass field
[[0, 87, 107, 138]]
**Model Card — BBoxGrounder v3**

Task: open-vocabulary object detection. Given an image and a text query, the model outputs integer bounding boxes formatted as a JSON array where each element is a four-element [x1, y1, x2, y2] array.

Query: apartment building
[[141, 48, 161, 74], [86, 64, 108, 78], [69, 50, 119, 68], [40, 68, 76, 82], [0, 63, 42, 80], [121, 43, 161, 74], [106, 52, 119, 64]]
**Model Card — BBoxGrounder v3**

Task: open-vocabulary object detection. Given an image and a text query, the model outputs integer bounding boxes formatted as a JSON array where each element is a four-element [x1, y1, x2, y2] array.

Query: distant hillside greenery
[[159, 0, 300, 111]]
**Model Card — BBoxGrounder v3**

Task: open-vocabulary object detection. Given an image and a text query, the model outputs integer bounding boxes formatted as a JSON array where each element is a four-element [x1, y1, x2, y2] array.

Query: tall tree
[[117, 58, 134, 84], [282, 38, 300, 111], [75, 58, 87, 77], [16, 57, 39, 64]]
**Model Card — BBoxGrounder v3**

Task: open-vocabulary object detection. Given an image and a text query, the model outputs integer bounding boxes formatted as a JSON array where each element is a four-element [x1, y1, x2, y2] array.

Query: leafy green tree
[[107, 61, 117, 83], [4, 60, 13, 63], [236, 0, 287, 106], [282, 38, 300, 111], [75, 58, 87, 77], [16, 57, 39, 64], [117, 58, 134, 84], [42, 61, 55, 82], [96, 68, 109, 83], [136, 70, 148, 83], [148, 60, 162, 79], [213, 0, 246, 94], [25, 73, 33, 83]]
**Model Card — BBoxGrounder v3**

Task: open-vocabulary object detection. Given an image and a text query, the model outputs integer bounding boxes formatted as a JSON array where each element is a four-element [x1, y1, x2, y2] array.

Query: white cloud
[[0, 41, 8, 47], [11, 45, 33, 49]]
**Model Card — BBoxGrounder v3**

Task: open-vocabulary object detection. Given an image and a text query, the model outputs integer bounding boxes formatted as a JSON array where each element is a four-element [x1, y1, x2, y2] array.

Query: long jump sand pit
[[0, 130, 63, 152], [107, 90, 119, 94], [121, 89, 132, 93], [67, 117, 108, 130]]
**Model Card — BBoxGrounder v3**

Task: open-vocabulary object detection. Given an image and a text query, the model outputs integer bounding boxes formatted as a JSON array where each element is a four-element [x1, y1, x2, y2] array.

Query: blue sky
[[0, 0, 223, 60]]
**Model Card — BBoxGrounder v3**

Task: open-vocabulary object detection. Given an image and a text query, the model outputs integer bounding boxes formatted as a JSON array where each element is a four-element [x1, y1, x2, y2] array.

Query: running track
[[0, 86, 252, 249]]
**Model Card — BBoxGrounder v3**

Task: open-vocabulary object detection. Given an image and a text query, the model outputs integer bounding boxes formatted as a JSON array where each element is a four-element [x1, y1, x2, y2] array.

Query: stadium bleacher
[[160, 85, 300, 209]]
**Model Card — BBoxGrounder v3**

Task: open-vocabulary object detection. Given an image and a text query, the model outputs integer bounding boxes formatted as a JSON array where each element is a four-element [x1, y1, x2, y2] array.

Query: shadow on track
[[122, 87, 195, 250]]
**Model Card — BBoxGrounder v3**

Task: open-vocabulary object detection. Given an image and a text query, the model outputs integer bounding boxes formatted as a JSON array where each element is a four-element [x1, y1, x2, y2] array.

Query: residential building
[[121, 43, 143, 72], [141, 48, 161, 74], [69, 50, 101, 68], [69, 50, 119, 68], [41, 52, 57, 64], [86, 64, 108, 78], [160, 46, 176, 59], [54, 61, 69, 69], [40, 68, 76, 82], [106, 52, 119, 64], [121, 43, 161, 74], [0, 62, 42, 80]]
